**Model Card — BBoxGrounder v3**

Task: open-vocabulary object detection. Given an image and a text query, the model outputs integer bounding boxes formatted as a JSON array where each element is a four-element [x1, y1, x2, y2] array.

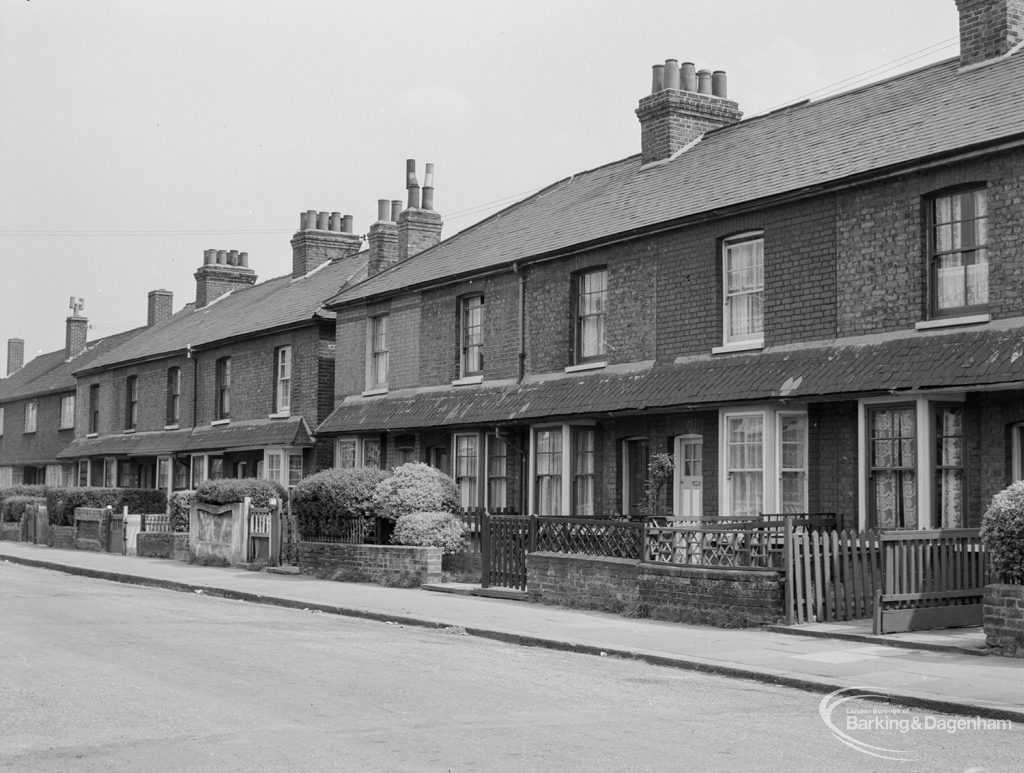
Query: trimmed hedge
[[982, 481, 1024, 584], [392, 512, 466, 555], [45, 487, 167, 527], [0, 485, 49, 520], [292, 467, 390, 539], [0, 495, 46, 523], [371, 463, 459, 522], [168, 490, 194, 532], [195, 478, 285, 508]]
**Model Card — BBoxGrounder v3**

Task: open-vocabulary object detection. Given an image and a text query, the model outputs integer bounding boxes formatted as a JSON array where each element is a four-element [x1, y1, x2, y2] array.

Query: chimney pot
[[239, 252, 249, 268], [712, 70, 727, 98], [216, 249, 227, 265], [329, 212, 341, 232], [406, 158, 421, 209], [299, 212, 306, 231], [651, 64, 665, 94], [681, 62, 697, 92], [663, 59, 680, 90], [391, 200, 403, 222], [377, 199, 391, 222], [228, 249, 239, 266], [204, 249, 216, 265], [343, 214, 354, 233], [305, 210, 317, 230], [317, 211, 329, 230], [697, 69, 712, 94]]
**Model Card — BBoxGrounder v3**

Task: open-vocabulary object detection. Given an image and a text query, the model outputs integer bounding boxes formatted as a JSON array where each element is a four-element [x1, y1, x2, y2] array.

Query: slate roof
[[80, 252, 367, 373], [316, 325, 1024, 433], [57, 416, 313, 458], [0, 326, 147, 404], [326, 53, 1024, 306]]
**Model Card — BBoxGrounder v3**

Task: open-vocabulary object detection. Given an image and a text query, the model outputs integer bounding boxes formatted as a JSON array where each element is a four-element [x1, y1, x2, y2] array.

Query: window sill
[[711, 340, 764, 355], [122, 428, 136, 435], [59, 426, 74, 431], [915, 313, 990, 331], [361, 387, 389, 397], [86, 432, 99, 438], [268, 412, 291, 419], [22, 431, 37, 435], [452, 375, 484, 386], [164, 424, 180, 431], [564, 361, 607, 374], [211, 419, 230, 426]]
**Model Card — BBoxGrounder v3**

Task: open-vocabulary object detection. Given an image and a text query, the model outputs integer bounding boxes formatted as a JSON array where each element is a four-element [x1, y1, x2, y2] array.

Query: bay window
[[720, 408, 807, 518]]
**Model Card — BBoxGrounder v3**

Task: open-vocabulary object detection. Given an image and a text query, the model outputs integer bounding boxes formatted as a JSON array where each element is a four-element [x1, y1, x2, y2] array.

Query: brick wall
[[334, 308, 368, 401], [975, 391, 1024, 523], [137, 531, 190, 560], [526, 552, 639, 612], [808, 401, 858, 529], [983, 583, 1024, 657], [0, 523, 21, 541], [49, 525, 75, 550], [639, 563, 784, 626], [298, 541, 441, 586], [0, 391, 74, 467]]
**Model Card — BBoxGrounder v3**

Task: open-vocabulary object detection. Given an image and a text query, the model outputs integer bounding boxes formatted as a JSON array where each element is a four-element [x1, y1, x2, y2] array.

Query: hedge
[[392, 512, 466, 555], [0, 495, 46, 523], [195, 478, 285, 508], [168, 490, 194, 532], [982, 481, 1024, 584], [292, 467, 390, 539], [45, 487, 167, 527], [371, 463, 459, 522]]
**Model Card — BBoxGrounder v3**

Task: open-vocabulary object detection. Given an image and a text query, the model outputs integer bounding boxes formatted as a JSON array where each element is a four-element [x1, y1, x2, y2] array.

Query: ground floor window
[[572, 428, 596, 516], [454, 433, 480, 509], [335, 436, 382, 469], [534, 428, 563, 516], [530, 423, 595, 516], [486, 435, 508, 510], [78, 459, 89, 487], [103, 457, 117, 488], [720, 408, 808, 518]]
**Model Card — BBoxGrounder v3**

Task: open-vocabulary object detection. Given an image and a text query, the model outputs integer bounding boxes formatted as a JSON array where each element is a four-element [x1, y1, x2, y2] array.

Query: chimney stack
[[367, 199, 399, 277], [194, 250, 257, 308], [398, 159, 443, 262], [636, 58, 742, 165], [147, 289, 173, 327], [290, 209, 362, 278], [6, 338, 24, 376], [66, 297, 88, 360], [955, 0, 1024, 67]]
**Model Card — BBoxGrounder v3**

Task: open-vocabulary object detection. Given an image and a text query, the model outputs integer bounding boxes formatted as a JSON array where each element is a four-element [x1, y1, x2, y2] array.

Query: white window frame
[[0, 406, 5, 435], [77, 459, 89, 487], [718, 406, 808, 519], [287, 452, 303, 487], [857, 394, 966, 531], [334, 436, 381, 469], [453, 431, 482, 509], [460, 296, 484, 378], [190, 454, 208, 488], [60, 394, 75, 430], [485, 432, 509, 511], [527, 422, 596, 516], [275, 346, 292, 414], [24, 400, 37, 434], [103, 457, 117, 488], [368, 315, 389, 390], [156, 456, 172, 497], [721, 232, 764, 348]]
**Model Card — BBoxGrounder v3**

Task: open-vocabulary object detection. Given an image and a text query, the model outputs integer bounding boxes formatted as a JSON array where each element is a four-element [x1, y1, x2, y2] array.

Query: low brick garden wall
[[49, 526, 75, 550], [0, 522, 22, 541], [524, 553, 784, 627], [299, 542, 442, 587], [527, 552, 639, 613], [639, 563, 784, 627], [137, 532, 190, 561], [984, 584, 1024, 657]]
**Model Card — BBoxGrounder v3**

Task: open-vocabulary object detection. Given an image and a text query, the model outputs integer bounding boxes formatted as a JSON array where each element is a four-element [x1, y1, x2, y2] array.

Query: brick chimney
[[290, 210, 362, 278], [397, 160, 443, 261], [636, 59, 742, 165], [6, 338, 24, 375], [147, 289, 173, 327], [194, 249, 257, 308], [367, 199, 401, 277], [66, 297, 88, 360], [955, 0, 1024, 67]]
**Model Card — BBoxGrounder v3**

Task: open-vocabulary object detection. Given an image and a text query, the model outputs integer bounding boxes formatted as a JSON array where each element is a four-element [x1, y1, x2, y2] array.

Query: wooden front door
[[675, 435, 703, 519]]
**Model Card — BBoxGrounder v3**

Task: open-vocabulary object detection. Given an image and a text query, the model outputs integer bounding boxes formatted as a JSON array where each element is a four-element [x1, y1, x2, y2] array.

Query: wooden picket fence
[[785, 525, 881, 624]]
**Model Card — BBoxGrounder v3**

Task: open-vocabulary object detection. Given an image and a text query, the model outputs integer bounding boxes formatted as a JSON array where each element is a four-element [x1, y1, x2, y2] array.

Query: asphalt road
[[1, 563, 1021, 772]]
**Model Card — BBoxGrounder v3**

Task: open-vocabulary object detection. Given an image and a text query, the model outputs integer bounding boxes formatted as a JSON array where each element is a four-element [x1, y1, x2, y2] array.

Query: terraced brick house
[[0, 303, 148, 487], [317, 0, 1024, 532], [58, 214, 367, 495]]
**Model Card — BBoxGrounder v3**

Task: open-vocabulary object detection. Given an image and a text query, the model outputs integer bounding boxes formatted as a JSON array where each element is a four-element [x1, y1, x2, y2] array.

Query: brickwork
[[975, 391, 1024, 521], [137, 531, 190, 560], [49, 525, 75, 550], [956, 0, 1024, 66], [636, 89, 742, 165], [526, 552, 639, 612], [298, 541, 442, 586], [7, 338, 24, 375], [194, 263, 257, 308], [983, 583, 1024, 657], [290, 229, 361, 278], [77, 355, 192, 436], [639, 563, 784, 626], [0, 392, 75, 468], [0, 523, 21, 541], [367, 221, 399, 276], [147, 290, 174, 327], [397, 208, 443, 261], [334, 309, 368, 400], [65, 316, 88, 359], [808, 401, 858, 530]]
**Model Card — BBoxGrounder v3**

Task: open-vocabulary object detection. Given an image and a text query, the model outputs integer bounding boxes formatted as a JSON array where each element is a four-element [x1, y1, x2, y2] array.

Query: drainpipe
[[514, 263, 525, 382]]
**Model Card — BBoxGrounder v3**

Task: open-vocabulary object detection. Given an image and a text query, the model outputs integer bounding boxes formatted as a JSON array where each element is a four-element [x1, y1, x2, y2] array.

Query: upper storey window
[[370, 316, 389, 389], [930, 188, 988, 317], [275, 346, 292, 413], [576, 269, 607, 363], [166, 367, 180, 425], [461, 296, 484, 377], [125, 376, 138, 429], [723, 233, 764, 346], [215, 357, 231, 420]]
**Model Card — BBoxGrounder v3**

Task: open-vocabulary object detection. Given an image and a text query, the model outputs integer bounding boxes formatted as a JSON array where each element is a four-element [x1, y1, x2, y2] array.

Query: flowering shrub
[[195, 478, 285, 508], [168, 490, 194, 532], [392, 512, 466, 555], [371, 463, 459, 522], [981, 481, 1024, 584], [292, 467, 391, 539]]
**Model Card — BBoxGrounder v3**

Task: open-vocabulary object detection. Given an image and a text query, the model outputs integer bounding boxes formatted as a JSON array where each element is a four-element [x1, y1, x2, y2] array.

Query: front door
[[675, 435, 703, 519], [626, 439, 650, 517]]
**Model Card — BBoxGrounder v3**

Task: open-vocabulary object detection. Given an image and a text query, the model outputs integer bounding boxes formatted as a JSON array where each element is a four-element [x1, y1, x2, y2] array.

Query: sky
[[0, 0, 962, 369]]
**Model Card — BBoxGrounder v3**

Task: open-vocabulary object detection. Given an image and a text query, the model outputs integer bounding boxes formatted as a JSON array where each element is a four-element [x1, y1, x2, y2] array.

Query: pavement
[[2, 540, 1022, 722]]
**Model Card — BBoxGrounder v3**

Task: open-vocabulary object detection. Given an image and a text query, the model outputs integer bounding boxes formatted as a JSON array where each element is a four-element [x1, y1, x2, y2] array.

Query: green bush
[[371, 463, 458, 522], [292, 467, 391, 539], [981, 481, 1024, 584], [168, 490, 194, 532], [45, 487, 167, 526], [391, 512, 466, 555], [195, 478, 285, 507], [0, 495, 46, 523]]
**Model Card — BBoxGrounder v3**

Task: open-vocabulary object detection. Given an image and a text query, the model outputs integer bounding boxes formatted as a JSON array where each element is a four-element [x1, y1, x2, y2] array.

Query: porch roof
[[316, 323, 1024, 433], [57, 417, 313, 458]]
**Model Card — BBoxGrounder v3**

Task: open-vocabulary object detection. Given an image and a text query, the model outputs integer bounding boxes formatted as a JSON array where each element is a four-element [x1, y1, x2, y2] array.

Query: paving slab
[[2, 541, 1022, 721]]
